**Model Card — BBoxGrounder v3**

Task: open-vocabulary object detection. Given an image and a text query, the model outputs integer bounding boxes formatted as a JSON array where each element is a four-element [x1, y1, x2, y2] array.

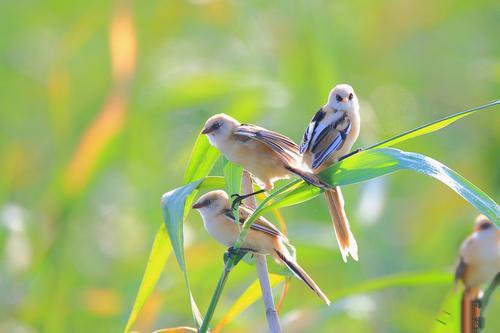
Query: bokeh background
[[1, 0, 499, 332]]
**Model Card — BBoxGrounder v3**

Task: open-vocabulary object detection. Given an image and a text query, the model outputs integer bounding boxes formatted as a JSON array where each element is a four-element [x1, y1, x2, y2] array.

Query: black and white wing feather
[[301, 109, 351, 169], [300, 108, 326, 154]]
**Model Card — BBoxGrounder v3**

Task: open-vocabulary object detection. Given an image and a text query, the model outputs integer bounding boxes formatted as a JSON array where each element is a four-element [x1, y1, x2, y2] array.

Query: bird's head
[[326, 84, 359, 113], [192, 190, 229, 216], [473, 214, 495, 232], [202, 114, 239, 145]]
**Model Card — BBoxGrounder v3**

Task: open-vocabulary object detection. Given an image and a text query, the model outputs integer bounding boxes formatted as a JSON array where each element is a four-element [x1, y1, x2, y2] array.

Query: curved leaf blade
[[319, 148, 500, 223], [263, 180, 321, 213], [431, 289, 461, 333], [367, 100, 499, 149], [223, 160, 243, 198], [124, 224, 171, 333], [160, 176, 226, 328], [125, 130, 220, 331], [162, 180, 204, 270], [184, 133, 220, 183], [213, 274, 284, 333]]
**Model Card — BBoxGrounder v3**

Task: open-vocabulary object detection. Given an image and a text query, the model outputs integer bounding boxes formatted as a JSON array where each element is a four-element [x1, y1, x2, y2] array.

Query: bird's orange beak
[[341, 97, 348, 103]]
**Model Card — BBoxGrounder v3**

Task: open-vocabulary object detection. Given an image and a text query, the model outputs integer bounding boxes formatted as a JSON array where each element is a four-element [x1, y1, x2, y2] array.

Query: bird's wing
[[223, 206, 284, 238], [234, 124, 301, 165], [454, 256, 467, 290], [300, 108, 326, 154], [308, 111, 351, 169]]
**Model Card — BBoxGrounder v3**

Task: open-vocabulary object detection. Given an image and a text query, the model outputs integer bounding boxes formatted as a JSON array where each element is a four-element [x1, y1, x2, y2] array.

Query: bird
[[192, 190, 331, 305], [299, 84, 361, 262], [201, 113, 326, 208], [454, 215, 500, 333]]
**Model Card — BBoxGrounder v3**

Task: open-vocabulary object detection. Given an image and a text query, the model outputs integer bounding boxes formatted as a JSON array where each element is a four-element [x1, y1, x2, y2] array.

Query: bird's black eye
[[206, 199, 211, 206], [335, 94, 342, 102], [348, 93, 354, 100], [479, 222, 492, 230], [213, 122, 221, 130]]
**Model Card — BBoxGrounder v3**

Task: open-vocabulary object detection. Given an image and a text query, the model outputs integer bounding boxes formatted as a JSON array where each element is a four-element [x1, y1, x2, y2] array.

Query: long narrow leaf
[[124, 224, 171, 333], [319, 148, 500, 223], [162, 180, 204, 270], [213, 274, 285, 333], [125, 132, 220, 331], [263, 180, 320, 213], [184, 133, 220, 183], [431, 289, 461, 333], [223, 160, 243, 198], [367, 100, 499, 149], [160, 176, 227, 328]]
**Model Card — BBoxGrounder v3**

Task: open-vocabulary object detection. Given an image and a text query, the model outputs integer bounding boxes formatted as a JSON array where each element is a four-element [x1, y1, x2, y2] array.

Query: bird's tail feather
[[274, 249, 331, 305], [324, 187, 358, 262], [284, 165, 328, 189], [461, 289, 482, 333]]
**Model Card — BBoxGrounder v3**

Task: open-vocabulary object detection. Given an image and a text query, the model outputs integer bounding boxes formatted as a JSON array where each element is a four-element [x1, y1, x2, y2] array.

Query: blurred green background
[[1, 0, 499, 332]]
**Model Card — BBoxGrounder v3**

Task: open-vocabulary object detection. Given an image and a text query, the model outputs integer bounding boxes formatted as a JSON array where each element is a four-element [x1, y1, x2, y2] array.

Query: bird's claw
[[231, 195, 244, 210]]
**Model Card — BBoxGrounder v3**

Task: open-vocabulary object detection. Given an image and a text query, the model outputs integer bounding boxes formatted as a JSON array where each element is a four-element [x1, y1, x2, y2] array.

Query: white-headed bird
[[192, 190, 331, 305], [454, 215, 500, 333], [300, 84, 361, 262]]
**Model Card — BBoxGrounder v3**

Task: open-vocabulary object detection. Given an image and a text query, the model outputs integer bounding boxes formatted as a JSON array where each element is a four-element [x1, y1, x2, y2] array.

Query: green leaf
[[263, 180, 321, 213], [123, 224, 171, 333], [213, 274, 285, 333], [161, 176, 226, 328], [125, 132, 220, 332], [367, 100, 499, 149], [431, 289, 461, 333], [319, 148, 500, 223], [162, 179, 208, 270], [184, 132, 221, 183], [223, 159, 243, 198]]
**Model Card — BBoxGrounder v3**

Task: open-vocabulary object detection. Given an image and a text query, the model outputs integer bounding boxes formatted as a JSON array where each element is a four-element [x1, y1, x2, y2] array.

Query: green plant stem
[[242, 171, 281, 333], [199, 266, 231, 333]]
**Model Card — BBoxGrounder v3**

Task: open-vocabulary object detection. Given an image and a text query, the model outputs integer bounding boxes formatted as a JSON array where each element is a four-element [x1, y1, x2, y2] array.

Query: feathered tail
[[284, 165, 358, 262], [274, 248, 331, 305], [324, 187, 358, 262], [461, 289, 482, 333]]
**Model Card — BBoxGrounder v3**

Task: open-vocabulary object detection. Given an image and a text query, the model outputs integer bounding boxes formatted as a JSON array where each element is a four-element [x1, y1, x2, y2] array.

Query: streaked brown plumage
[[202, 114, 324, 191], [192, 190, 331, 305]]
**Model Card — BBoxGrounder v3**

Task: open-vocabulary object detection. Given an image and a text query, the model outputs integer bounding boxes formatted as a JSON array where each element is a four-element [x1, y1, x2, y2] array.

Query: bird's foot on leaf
[[339, 148, 363, 162], [230, 194, 245, 210]]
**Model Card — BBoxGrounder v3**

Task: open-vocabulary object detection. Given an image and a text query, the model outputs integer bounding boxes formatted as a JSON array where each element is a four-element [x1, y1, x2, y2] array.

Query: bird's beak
[[201, 125, 215, 134], [192, 200, 205, 209], [341, 97, 348, 103]]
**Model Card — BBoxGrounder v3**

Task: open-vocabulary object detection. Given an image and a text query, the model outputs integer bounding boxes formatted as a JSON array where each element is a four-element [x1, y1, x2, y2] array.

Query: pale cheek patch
[[207, 134, 217, 147]]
